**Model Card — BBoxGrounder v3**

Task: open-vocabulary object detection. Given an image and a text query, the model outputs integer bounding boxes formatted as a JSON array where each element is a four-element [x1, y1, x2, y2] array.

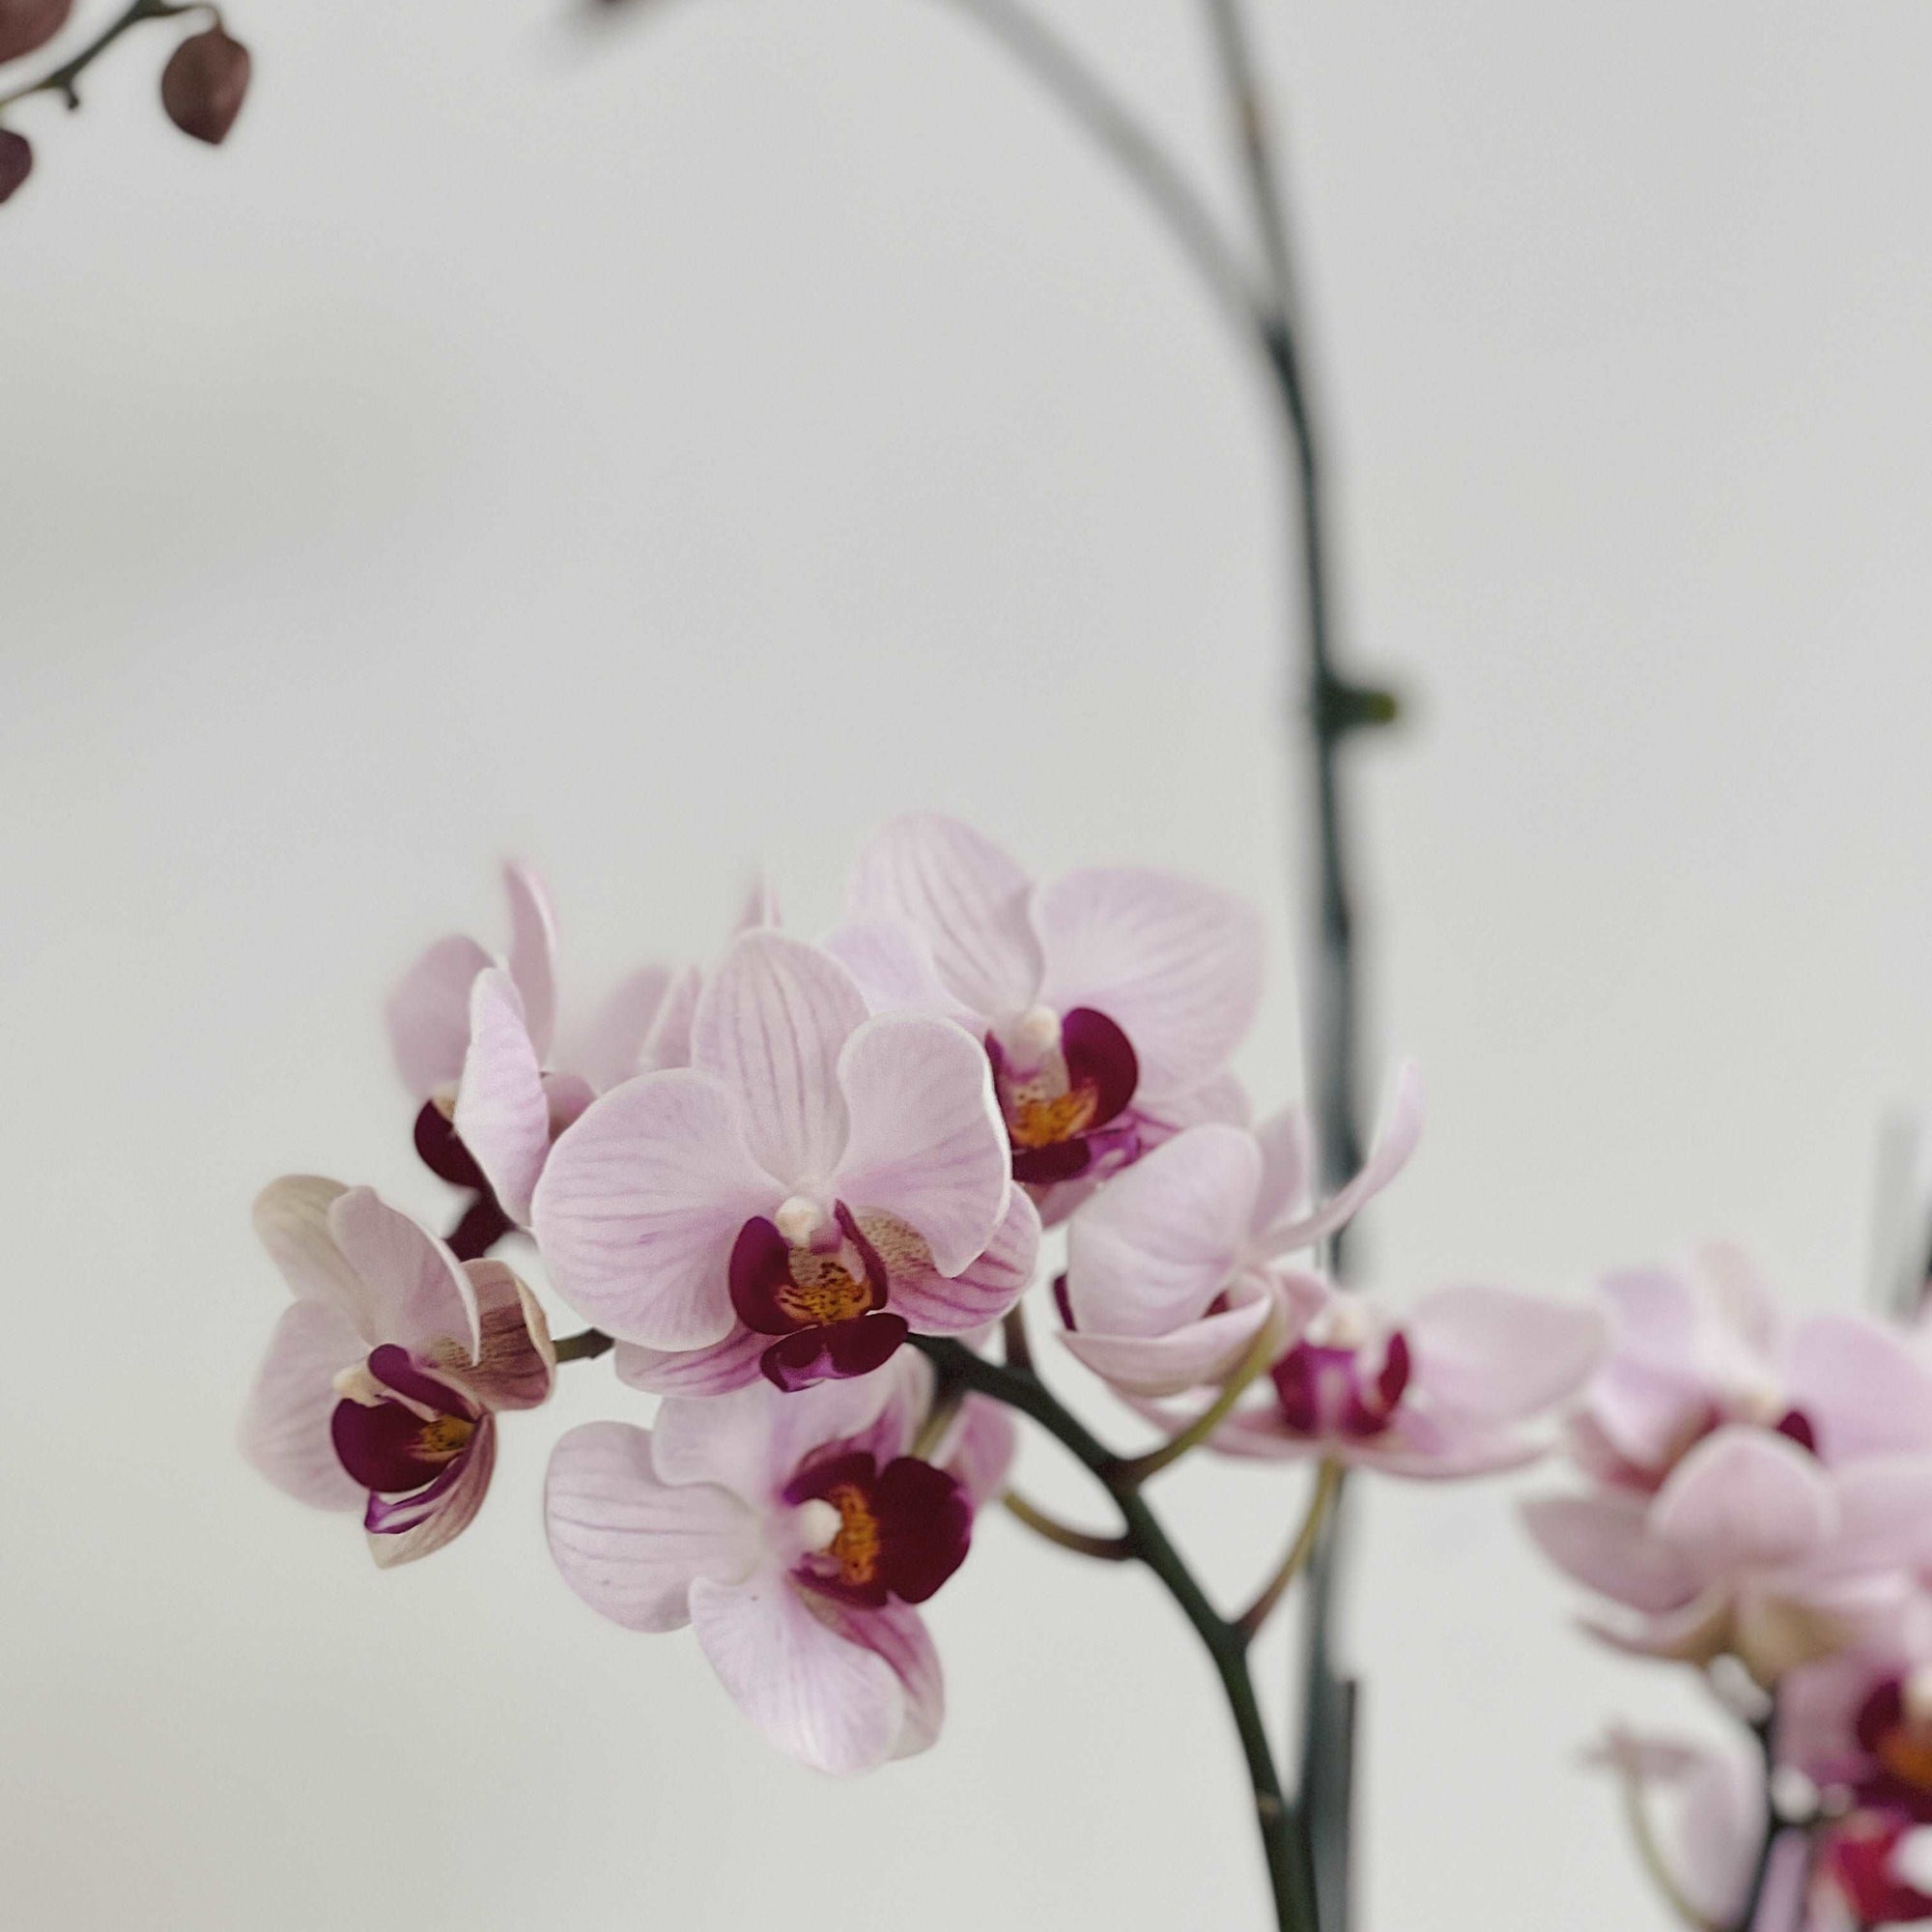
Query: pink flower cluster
[[241, 816, 1605, 1774], [1527, 1248, 1932, 1925]]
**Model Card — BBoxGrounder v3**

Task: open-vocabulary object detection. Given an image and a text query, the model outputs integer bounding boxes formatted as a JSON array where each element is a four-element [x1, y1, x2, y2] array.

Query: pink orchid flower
[[386, 862, 690, 1220], [1525, 1428, 1932, 1684], [545, 1354, 1012, 1774], [832, 814, 1264, 1220], [241, 1177, 554, 1566], [1571, 1244, 1932, 1492], [532, 930, 1037, 1394], [1057, 1067, 1424, 1398]]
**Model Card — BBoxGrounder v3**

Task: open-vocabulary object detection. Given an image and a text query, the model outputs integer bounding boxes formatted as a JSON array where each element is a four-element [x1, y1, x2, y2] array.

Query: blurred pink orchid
[[833, 815, 1263, 1220], [545, 1354, 1011, 1774], [1571, 1244, 1932, 1492], [532, 931, 1036, 1394], [1525, 1427, 1932, 1684], [1057, 1066, 1423, 1398], [241, 1177, 554, 1565], [385, 862, 692, 1220]]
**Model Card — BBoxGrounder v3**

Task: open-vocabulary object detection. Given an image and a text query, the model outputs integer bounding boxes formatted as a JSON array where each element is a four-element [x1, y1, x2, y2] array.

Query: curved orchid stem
[[1003, 1491, 1133, 1561], [1114, 1315, 1284, 1487], [1733, 1710, 1780, 1932], [1613, 1759, 1721, 1932], [1236, 1459, 1343, 1643], [925, 0, 1266, 343], [913, 1332, 1317, 1932], [553, 1327, 615, 1364]]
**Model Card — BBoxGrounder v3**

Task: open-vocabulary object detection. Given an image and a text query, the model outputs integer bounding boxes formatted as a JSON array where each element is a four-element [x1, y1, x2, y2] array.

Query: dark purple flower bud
[[0, 128, 31, 206], [159, 26, 250, 146], [0, 0, 71, 66]]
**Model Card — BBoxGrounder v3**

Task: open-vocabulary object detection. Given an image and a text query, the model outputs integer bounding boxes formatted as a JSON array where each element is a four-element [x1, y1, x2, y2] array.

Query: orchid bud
[[0, 0, 71, 65], [0, 128, 31, 206], [159, 26, 249, 146]]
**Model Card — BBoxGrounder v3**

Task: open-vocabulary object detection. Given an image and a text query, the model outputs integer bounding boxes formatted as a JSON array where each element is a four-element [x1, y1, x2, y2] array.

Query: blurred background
[[4, 0, 1931, 1925]]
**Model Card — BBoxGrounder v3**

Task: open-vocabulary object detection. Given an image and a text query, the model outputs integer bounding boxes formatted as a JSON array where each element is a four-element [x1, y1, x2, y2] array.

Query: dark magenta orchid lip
[[329, 1345, 479, 1495], [729, 1208, 909, 1389], [991, 1007, 1142, 1184], [784, 1448, 973, 1609], [1271, 1332, 1411, 1440]]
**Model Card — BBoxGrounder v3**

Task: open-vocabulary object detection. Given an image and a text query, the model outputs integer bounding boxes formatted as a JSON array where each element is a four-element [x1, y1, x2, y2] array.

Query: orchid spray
[[184, 4, 1932, 1931]]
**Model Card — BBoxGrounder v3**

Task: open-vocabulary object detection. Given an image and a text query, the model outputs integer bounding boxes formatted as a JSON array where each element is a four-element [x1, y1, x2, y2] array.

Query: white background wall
[[4, 1, 1930, 1925]]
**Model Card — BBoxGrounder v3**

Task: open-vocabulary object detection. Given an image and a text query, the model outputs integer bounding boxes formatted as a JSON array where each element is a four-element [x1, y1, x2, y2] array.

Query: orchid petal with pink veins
[[650, 1372, 906, 1505], [847, 814, 1042, 1018], [239, 1299, 366, 1510], [690, 1572, 913, 1776], [1406, 1286, 1605, 1422], [1065, 1122, 1261, 1339], [546, 1422, 761, 1634], [1033, 866, 1264, 1101], [1650, 1429, 1836, 1583], [501, 861, 560, 1065], [386, 933, 494, 1101], [532, 1068, 778, 1351], [326, 1186, 478, 1359], [691, 932, 867, 1185], [641, 965, 702, 1073], [455, 967, 551, 1226], [614, 1329, 771, 1398], [814, 1595, 946, 1762], [1249, 1107, 1312, 1234], [868, 1190, 1039, 1337], [1259, 1061, 1424, 1257], [834, 1012, 1011, 1276]]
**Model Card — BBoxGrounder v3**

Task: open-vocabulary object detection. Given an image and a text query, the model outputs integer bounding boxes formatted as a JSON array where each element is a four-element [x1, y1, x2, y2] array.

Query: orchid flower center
[[781, 1448, 973, 1609], [1270, 1299, 1410, 1441], [985, 1005, 1141, 1186], [730, 1205, 910, 1392], [328, 1344, 480, 1498]]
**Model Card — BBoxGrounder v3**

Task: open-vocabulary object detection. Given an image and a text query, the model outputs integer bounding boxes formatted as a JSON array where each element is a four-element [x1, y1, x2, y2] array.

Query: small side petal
[[821, 919, 978, 1024], [546, 1421, 760, 1633], [570, 964, 673, 1095], [446, 1259, 554, 1411], [454, 967, 551, 1226], [811, 1596, 946, 1760], [690, 1573, 907, 1774], [835, 1013, 1011, 1276], [866, 1190, 1039, 1337], [252, 1175, 369, 1329], [1260, 1061, 1424, 1255], [1787, 1315, 1932, 1463], [386, 933, 493, 1101], [531, 1069, 776, 1351], [613, 1328, 770, 1398], [1065, 1123, 1260, 1339], [240, 1299, 365, 1510], [1406, 1285, 1605, 1422], [1521, 1492, 1698, 1612], [1063, 1293, 1274, 1399], [942, 1397, 1018, 1512], [502, 861, 559, 1064]]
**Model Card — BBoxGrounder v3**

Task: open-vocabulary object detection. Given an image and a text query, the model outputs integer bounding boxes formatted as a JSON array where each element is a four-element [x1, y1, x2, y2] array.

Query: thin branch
[[1003, 1490, 1133, 1561], [1002, 1302, 1035, 1375], [913, 1333, 1316, 1932], [1236, 1458, 1342, 1642], [1733, 1710, 1780, 1932], [553, 1327, 615, 1364], [0, 0, 196, 113], [1114, 1312, 1282, 1486], [926, 0, 1267, 341]]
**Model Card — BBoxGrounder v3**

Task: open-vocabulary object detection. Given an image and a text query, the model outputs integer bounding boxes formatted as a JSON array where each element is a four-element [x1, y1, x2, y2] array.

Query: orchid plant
[[127, 0, 1919, 1924]]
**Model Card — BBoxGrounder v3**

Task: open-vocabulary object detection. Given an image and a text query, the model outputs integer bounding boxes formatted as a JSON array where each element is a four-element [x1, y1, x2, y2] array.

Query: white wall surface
[[3, 2, 1930, 1926]]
